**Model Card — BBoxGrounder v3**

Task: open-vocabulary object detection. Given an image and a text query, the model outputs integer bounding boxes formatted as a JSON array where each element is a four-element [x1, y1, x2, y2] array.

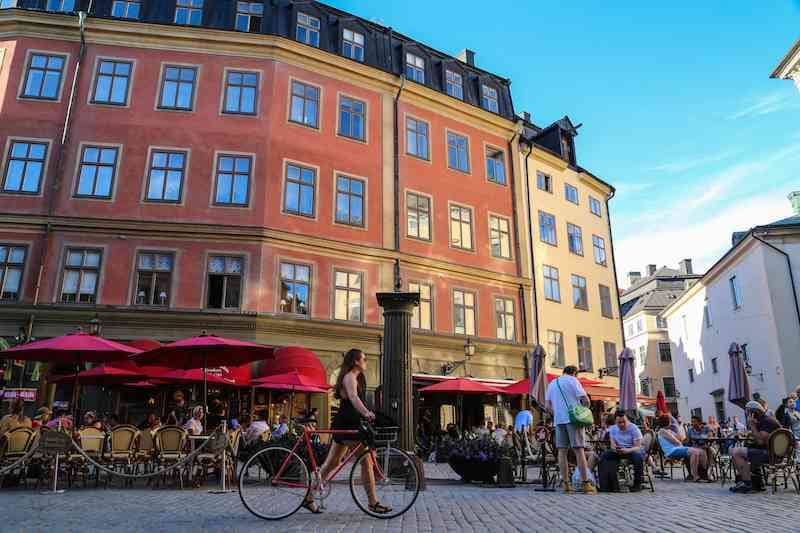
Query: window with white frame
[[283, 163, 316, 217], [91, 59, 132, 106], [409, 282, 432, 330], [405, 117, 429, 160], [482, 85, 498, 113], [74, 145, 118, 199], [564, 183, 579, 204], [657, 316, 668, 329], [489, 215, 511, 259], [638, 345, 646, 367], [22, 53, 66, 100], [223, 70, 258, 115], [134, 252, 173, 306], [145, 150, 186, 203], [730, 275, 742, 309], [548, 330, 565, 368], [279, 262, 310, 315], [296, 12, 320, 47], [214, 154, 252, 206], [543, 265, 560, 302], [235, 1, 263, 32], [447, 132, 470, 172], [61, 248, 101, 304], [405, 53, 425, 83], [158, 65, 197, 111], [174, 0, 203, 26], [342, 28, 365, 61], [658, 342, 672, 362], [486, 147, 506, 185], [571, 274, 588, 310], [446, 70, 463, 100], [567, 223, 583, 256], [406, 192, 431, 241], [453, 289, 476, 336], [599, 284, 613, 318], [592, 235, 607, 266], [0, 245, 26, 302], [2, 140, 48, 194], [539, 211, 557, 245], [111, 0, 140, 19], [495, 297, 515, 341], [207, 256, 243, 309], [589, 196, 602, 217], [289, 80, 320, 128], [536, 171, 552, 193], [334, 270, 362, 322], [449, 205, 473, 250]]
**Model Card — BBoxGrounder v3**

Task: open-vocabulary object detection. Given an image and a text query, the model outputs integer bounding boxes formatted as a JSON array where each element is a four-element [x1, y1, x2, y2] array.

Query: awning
[[412, 374, 516, 387]]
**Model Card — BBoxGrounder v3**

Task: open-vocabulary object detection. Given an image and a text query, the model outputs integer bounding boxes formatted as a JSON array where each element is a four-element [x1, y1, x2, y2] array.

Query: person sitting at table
[[46, 409, 72, 430], [657, 415, 707, 481], [81, 411, 102, 430], [493, 422, 507, 445], [706, 415, 721, 437], [731, 415, 747, 433], [600, 410, 644, 492], [32, 406, 51, 429], [271, 414, 289, 439], [169, 391, 190, 427], [244, 410, 270, 446], [785, 394, 800, 439], [687, 416, 710, 441], [0, 399, 32, 437], [183, 406, 204, 436], [730, 400, 781, 493], [205, 400, 225, 432]]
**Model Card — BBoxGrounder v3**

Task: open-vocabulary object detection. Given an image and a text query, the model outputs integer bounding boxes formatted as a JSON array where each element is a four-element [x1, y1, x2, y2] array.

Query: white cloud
[[726, 91, 794, 120], [647, 150, 733, 174]]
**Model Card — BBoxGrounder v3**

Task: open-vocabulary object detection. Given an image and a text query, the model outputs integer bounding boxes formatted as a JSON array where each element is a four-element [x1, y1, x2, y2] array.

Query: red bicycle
[[238, 420, 420, 520]]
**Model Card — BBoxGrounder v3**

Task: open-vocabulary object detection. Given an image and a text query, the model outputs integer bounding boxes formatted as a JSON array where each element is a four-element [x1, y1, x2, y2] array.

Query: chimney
[[647, 264, 657, 277], [521, 111, 531, 123], [679, 259, 693, 275], [628, 271, 641, 286], [789, 191, 800, 216], [457, 49, 476, 67]]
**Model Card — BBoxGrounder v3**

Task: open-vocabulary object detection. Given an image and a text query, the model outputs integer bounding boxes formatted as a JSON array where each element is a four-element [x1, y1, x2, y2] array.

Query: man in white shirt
[[244, 410, 270, 445], [545, 365, 596, 494]]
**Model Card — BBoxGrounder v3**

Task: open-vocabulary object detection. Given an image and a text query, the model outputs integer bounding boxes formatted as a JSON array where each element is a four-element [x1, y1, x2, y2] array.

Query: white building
[[661, 194, 800, 421], [771, 38, 800, 91]]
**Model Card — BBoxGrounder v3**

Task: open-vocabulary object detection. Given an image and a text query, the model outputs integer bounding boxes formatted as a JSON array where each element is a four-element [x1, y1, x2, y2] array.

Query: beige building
[[518, 117, 624, 387], [620, 263, 701, 414]]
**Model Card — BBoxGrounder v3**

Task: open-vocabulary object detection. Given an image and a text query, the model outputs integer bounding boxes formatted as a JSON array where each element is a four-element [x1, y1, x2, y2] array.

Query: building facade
[[619, 261, 701, 414], [518, 117, 624, 386], [771, 38, 800, 91], [662, 194, 800, 421], [0, 2, 534, 421]]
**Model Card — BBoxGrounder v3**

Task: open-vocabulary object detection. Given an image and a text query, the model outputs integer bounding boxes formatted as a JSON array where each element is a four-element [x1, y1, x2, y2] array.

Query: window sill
[[287, 119, 320, 132]]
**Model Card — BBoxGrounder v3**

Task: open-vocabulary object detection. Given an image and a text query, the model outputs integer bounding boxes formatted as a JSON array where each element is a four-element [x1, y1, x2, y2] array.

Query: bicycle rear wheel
[[239, 446, 310, 521], [349, 446, 420, 519]]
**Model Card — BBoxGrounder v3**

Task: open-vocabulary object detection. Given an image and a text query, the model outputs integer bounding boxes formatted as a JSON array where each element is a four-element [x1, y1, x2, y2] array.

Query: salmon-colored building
[[0, 2, 535, 424]]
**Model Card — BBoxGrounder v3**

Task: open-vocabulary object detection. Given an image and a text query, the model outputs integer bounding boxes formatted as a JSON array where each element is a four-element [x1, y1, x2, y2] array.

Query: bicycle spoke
[[239, 447, 309, 521], [349, 446, 420, 519]]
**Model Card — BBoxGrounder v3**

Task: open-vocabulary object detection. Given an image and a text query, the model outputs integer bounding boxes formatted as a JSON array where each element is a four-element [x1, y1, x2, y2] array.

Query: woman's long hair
[[334, 348, 366, 400]]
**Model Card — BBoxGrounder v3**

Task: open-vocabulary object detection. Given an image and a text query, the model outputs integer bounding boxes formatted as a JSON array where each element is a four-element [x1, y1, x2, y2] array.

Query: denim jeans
[[601, 449, 644, 486]]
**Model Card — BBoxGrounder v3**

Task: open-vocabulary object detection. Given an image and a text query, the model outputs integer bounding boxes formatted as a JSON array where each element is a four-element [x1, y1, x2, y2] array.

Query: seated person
[[600, 410, 644, 492], [183, 406, 204, 436], [493, 423, 507, 445], [657, 415, 707, 481], [81, 411, 102, 430], [271, 414, 289, 439], [244, 410, 270, 445], [0, 399, 32, 437], [730, 401, 781, 493], [686, 416, 714, 480]]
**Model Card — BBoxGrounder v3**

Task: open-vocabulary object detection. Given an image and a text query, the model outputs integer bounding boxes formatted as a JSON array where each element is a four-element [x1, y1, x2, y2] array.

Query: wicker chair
[[107, 425, 139, 486], [153, 425, 188, 489], [0, 427, 37, 488], [135, 428, 157, 476], [69, 427, 106, 488], [763, 429, 798, 494]]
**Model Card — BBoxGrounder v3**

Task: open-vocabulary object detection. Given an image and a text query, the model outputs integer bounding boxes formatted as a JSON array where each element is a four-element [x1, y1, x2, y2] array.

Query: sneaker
[[730, 481, 753, 494], [582, 480, 598, 495], [562, 482, 573, 494]]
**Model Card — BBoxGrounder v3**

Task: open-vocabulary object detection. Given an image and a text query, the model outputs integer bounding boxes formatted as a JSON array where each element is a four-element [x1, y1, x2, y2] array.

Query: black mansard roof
[[9, 0, 515, 120]]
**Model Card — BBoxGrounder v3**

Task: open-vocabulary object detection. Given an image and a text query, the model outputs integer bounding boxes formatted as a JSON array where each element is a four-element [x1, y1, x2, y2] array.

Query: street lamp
[[442, 338, 477, 375], [464, 337, 476, 358], [88, 315, 102, 336]]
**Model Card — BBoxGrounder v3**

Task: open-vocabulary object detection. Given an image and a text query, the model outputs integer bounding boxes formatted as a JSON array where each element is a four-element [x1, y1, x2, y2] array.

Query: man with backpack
[[545, 365, 597, 494]]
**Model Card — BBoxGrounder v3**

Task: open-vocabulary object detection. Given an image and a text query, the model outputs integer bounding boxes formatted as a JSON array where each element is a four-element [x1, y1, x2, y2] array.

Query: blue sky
[[329, 0, 800, 283]]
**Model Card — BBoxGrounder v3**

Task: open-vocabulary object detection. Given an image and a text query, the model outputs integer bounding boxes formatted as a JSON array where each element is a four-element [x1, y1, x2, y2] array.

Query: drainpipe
[[752, 234, 800, 330], [393, 74, 406, 252], [521, 139, 540, 346], [507, 124, 527, 344], [32, 8, 91, 305], [604, 188, 626, 348]]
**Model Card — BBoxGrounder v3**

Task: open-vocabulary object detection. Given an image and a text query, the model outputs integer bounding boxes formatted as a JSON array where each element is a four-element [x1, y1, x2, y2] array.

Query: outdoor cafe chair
[[0, 427, 37, 489], [70, 427, 107, 488], [153, 425, 188, 489], [762, 428, 799, 494], [616, 429, 656, 493], [108, 425, 140, 486], [134, 428, 156, 476]]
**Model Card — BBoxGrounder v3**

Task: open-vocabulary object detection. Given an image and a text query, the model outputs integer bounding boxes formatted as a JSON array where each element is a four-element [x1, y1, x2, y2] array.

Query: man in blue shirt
[[602, 410, 644, 492]]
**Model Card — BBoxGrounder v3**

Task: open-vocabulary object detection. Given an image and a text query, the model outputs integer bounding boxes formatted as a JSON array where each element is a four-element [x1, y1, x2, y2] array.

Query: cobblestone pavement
[[1, 473, 796, 533]]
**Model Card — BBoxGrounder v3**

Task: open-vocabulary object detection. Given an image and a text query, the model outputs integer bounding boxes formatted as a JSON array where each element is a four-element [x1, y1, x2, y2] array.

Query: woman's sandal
[[302, 498, 322, 514], [368, 502, 392, 514]]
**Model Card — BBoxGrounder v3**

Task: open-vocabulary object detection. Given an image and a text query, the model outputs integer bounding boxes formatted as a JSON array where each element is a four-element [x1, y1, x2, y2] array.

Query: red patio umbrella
[[252, 370, 330, 391], [419, 378, 504, 394], [656, 390, 668, 414], [160, 368, 242, 386], [123, 381, 156, 389], [503, 373, 603, 395], [50, 364, 146, 385]]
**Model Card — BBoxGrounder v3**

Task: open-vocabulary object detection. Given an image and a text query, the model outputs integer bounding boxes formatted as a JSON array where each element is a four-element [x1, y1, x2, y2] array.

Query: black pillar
[[376, 291, 419, 452]]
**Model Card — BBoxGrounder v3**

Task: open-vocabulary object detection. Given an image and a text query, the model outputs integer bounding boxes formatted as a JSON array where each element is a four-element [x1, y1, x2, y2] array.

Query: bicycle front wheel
[[349, 446, 420, 519], [239, 446, 310, 521]]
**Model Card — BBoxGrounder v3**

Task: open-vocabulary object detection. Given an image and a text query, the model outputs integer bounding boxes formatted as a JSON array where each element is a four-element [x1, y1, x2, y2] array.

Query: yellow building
[[519, 117, 624, 388]]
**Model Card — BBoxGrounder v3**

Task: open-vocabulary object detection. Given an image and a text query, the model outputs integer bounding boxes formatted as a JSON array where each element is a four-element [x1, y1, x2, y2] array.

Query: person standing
[[545, 365, 597, 494]]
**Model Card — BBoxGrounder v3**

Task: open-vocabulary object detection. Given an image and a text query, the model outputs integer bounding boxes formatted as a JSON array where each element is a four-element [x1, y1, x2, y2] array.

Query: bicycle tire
[[239, 446, 310, 521], [349, 445, 420, 519]]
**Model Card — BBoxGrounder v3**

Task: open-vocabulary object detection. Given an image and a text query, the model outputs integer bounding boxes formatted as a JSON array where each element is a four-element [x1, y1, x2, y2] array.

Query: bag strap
[[555, 377, 574, 409]]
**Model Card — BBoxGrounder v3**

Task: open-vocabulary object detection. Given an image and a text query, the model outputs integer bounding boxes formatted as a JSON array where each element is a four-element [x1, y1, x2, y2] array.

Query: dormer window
[[406, 53, 425, 83], [111, 0, 140, 19], [174, 0, 203, 26], [482, 85, 498, 113], [343, 29, 365, 62], [235, 1, 263, 33], [446, 70, 463, 100], [297, 12, 320, 47]]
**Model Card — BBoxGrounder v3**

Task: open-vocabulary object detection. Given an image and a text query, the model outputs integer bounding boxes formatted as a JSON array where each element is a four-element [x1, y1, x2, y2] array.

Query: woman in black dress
[[303, 349, 390, 514]]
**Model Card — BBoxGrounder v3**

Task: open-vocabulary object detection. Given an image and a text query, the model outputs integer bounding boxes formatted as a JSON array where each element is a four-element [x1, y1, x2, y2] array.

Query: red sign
[[2, 388, 37, 401]]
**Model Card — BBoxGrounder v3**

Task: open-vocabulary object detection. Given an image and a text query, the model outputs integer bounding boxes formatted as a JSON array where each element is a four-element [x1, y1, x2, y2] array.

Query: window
[[681, 314, 689, 342], [283, 163, 316, 217], [447, 132, 470, 173], [599, 284, 613, 318], [657, 316, 668, 329], [91, 59, 132, 106], [627, 323, 634, 337], [703, 305, 712, 328], [446, 70, 463, 100], [405, 117, 429, 160], [334, 270, 362, 321], [577, 336, 593, 372], [342, 29, 365, 61], [338, 96, 366, 141], [223, 70, 258, 115], [486, 148, 506, 185], [453, 289, 476, 336], [74, 145, 118, 199], [548, 330, 565, 368], [564, 183, 579, 204], [604, 341, 617, 368], [235, 1, 263, 32], [46, 0, 74, 12], [2, 140, 48, 194], [0, 245, 25, 302], [145, 150, 186, 203], [536, 171, 552, 193], [690, 407, 703, 419], [214, 154, 251, 206], [663, 377, 676, 398], [111, 0, 140, 19], [571, 274, 588, 310], [711, 357, 718, 374], [637, 318, 643, 332], [638, 346, 646, 367], [134, 253, 173, 306], [60, 249, 101, 304], [296, 12, 320, 47], [406, 192, 431, 241], [730, 275, 742, 309], [279, 262, 310, 315], [22, 53, 66, 100], [543, 265, 560, 302], [207, 256, 243, 309], [567, 223, 583, 255], [0, 0, 17, 8], [688, 368, 695, 383], [482, 85, 498, 113], [405, 53, 425, 83], [539, 211, 557, 245], [174, 0, 203, 26], [409, 282, 432, 330], [158, 65, 197, 111], [655, 342, 671, 363], [592, 235, 607, 266], [495, 297, 515, 341], [449, 204, 473, 250], [335, 175, 365, 226], [713, 391, 726, 426], [640, 379, 650, 397], [589, 196, 602, 217], [489, 215, 511, 259], [289, 81, 320, 128]]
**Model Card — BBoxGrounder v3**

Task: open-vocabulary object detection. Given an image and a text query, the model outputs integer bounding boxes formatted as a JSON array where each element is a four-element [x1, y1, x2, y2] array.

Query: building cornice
[[771, 38, 800, 81]]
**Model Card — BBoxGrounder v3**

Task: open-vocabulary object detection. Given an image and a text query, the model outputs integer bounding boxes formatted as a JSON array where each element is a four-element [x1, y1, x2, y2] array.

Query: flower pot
[[448, 457, 498, 483]]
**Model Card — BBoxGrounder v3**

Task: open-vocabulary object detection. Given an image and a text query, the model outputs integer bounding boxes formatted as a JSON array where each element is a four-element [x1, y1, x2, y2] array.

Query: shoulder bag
[[555, 377, 594, 427]]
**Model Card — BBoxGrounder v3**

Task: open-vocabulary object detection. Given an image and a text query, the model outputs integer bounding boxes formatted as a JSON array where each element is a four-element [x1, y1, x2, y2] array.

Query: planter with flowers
[[443, 437, 506, 483]]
